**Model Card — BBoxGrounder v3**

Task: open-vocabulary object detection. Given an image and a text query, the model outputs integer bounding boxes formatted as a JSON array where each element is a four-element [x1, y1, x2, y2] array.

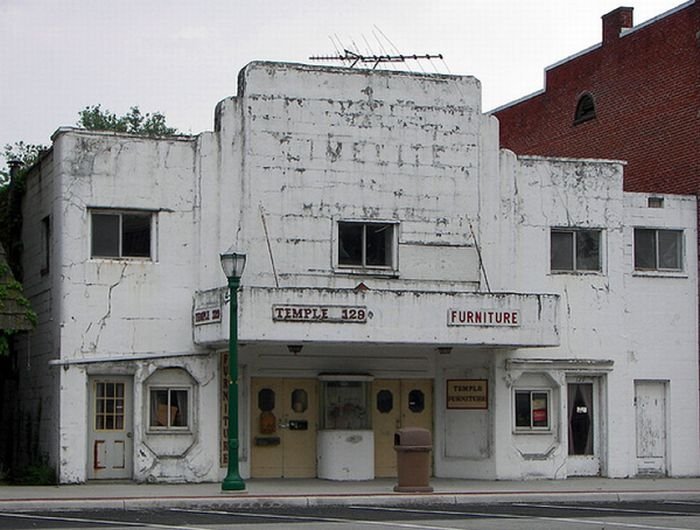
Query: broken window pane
[[122, 214, 151, 257], [366, 224, 391, 266]]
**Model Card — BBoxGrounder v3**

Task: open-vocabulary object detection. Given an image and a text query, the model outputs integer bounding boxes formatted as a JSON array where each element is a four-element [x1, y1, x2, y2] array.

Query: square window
[[91, 211, 153, 259], [338, 221, 395, 269], [551, 229, 601, 272], [634, 228, 682, 271], [320, 380, 370, 430], [149, 387, 189, 430], [514, 390, 551, 431]]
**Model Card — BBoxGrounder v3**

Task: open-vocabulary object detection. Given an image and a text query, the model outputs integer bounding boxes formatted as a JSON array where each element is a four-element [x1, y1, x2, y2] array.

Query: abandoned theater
[[15, 62, 699, 483]]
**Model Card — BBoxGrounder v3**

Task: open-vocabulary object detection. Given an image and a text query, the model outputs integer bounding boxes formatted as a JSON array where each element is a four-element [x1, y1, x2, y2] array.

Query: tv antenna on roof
[[309, 49, 444, 69]]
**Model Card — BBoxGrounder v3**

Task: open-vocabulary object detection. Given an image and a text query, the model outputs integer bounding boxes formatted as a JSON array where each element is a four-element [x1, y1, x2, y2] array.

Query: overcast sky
[[0, 0, 685, 169]]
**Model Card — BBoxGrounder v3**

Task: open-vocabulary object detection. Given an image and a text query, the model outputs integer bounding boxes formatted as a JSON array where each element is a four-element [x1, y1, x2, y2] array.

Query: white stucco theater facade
[[18, 62, 699, 483]]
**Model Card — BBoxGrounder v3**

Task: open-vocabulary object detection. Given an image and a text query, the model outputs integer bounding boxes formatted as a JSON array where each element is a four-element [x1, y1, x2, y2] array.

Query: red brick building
[[493, 0, 699, 195]]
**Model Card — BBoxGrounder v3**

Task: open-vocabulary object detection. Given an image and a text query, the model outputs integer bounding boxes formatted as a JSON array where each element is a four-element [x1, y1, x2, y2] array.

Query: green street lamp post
[[220, 247, 247, 491]]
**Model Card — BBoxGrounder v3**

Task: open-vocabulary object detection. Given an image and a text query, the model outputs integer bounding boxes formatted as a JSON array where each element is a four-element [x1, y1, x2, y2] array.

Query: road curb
[[2, 489, 700, 512]]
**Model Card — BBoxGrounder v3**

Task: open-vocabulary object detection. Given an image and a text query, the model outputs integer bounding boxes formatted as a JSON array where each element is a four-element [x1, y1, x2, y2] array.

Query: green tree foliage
[[77, 104, 178, 137], [0, 142, 47, 187]]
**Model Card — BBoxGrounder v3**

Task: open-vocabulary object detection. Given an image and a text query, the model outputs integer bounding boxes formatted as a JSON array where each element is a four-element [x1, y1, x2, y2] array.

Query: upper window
[[149, 387, 189, 431], [574, 93, 596, 124], [634, 228, 683, 272], [91, 211, 152, 259], [551, 228, 601, 272], [338, 221, 395, 269], [514, 389, 551, 431]]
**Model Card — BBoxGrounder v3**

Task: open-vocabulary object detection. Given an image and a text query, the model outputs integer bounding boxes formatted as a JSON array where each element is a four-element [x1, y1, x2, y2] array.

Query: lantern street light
[[220, 247, 247, 491]]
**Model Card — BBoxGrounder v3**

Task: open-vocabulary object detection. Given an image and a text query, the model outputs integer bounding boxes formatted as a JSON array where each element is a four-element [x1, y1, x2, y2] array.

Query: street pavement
[[1, 477, 700, 512]]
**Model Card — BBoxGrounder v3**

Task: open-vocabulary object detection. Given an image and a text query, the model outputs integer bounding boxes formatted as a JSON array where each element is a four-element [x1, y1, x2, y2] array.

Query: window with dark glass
[[338, 222, 394, 269], [91, 211, 152, 259], [41, 215, 50, 275], [320, 380, 370, 430], [408, 389, 425, 413], [574, 93, 596, 124], [551, 228, 601, 272], [149, 387, 189, 430], [634, 228, 683, 271], [376, 389, 393, 414], [514, 390, 550, 430]]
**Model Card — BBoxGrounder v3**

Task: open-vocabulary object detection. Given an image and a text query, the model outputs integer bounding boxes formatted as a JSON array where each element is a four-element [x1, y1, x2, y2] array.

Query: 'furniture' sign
[[446, 379, 488, 409]]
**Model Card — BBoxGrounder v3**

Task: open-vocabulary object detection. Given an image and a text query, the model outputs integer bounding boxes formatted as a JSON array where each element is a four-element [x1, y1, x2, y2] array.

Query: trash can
[[393, 427, 433, 492]]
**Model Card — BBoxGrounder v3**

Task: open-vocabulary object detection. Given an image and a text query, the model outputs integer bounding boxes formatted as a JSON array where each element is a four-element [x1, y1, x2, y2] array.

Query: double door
[[372, 379, 433, 477], [250, 378, 318, 478]]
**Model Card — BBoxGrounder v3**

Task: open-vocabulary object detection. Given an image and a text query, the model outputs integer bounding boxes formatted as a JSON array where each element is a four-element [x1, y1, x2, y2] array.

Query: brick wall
[[494, 1, 699, 195]]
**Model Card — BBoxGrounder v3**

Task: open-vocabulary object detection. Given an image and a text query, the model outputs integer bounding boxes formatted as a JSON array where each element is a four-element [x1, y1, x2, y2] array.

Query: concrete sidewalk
[[1, 477, 700, 512]]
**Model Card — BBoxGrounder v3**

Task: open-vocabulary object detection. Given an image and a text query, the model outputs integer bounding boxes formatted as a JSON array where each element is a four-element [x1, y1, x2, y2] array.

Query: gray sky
[[0, 0, 684, 169]]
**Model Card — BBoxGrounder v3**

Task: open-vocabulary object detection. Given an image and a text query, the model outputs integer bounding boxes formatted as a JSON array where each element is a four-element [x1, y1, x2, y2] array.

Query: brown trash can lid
[[394, 427, 432, 447]]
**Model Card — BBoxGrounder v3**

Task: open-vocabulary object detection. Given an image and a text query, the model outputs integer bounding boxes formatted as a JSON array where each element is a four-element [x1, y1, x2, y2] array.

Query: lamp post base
[[222, 475, 246, 491]]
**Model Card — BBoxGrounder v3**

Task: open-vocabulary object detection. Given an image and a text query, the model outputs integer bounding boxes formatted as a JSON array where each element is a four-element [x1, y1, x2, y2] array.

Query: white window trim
[[89, 208, 158, 262], [513, 388, 553, 433], [147, 385, 192, 433], [332, 218, 400, 276], [550, 227, 604, 275]]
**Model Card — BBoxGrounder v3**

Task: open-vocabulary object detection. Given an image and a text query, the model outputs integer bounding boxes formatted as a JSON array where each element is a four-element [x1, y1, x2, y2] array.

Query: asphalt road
[[3, 500, 700, 529]]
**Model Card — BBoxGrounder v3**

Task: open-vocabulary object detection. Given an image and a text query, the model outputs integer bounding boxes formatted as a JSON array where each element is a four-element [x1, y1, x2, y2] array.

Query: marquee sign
[[272, 304, 368, 323], [447, 309, 519, 327], [193, 306, 222, 326]]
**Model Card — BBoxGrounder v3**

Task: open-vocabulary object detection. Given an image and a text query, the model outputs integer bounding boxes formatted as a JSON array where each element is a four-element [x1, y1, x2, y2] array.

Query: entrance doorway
[[372, 379, 433, 477], [87, 376, 133, 479], [250, 378, 318, 478], [567, 379, 600, 476], [635, 380, 667, 476]]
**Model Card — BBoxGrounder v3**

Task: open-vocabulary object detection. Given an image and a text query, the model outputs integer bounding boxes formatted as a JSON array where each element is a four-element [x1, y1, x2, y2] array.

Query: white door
[[88, 377, 133, 479], [567, 379, 600, 476], [635, 380, 667, 476]]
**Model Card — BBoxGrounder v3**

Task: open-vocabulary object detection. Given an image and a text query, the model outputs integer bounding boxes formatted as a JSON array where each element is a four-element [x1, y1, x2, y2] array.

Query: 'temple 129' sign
[[272, 305, 368, 323], [193, 307, 222, 326]]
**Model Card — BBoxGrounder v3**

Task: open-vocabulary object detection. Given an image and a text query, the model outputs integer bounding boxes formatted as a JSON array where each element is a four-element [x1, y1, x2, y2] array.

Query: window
[[338, 221, 395, 269], [149, 387, 189, 430], [91, 211, 152, 259], [94, 381, 125, 431], [574, 93, 596, 124], [551, 229, 601, 272], [634, 228, 683, 271], [40, 215, 50, 275], [514, 390, 550, 431], [320, 379, 371, 430]]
